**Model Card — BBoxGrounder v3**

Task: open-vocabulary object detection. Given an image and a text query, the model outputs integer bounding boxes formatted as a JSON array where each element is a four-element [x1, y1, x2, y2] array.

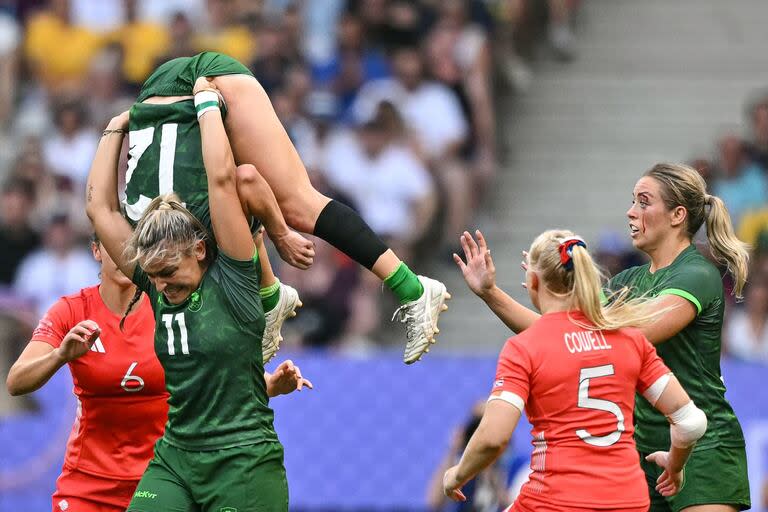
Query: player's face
[[92, 242, 133, 288], [627, 177, 671, 253], [142, 243, 206, 304]]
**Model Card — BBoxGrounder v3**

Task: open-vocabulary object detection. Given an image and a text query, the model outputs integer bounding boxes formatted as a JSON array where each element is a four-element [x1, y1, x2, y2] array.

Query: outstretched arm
[[85, 112, 136, 279], [454, 230, 539, 333], [195, 80, 256, 260]]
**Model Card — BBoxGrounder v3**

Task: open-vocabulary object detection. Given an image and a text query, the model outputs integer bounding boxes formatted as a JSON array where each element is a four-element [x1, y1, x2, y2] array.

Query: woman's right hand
[[453, 230, 497, 298], [54, 320, 100, 363]]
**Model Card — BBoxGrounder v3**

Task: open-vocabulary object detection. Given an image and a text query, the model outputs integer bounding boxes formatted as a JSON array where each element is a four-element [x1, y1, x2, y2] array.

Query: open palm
[[453, 230, 497, 297]]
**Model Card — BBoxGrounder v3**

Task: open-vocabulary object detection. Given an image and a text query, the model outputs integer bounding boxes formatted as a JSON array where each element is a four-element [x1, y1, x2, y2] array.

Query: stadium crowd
[[0, 0, 581, 352]]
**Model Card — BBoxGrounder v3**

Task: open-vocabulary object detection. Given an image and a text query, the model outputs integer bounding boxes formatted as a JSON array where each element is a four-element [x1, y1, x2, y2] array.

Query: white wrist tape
[[194, 90, 220, 119], [668, 401, 707, 448]]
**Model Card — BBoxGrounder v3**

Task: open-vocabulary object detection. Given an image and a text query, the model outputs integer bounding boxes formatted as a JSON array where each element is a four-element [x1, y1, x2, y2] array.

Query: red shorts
[[52, 467, 139, 512], [509, 494, 648, 512]]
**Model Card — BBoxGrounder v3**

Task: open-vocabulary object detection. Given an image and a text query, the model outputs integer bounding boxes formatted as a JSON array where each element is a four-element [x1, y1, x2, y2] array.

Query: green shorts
[[640, 445, 751, 512], [127, 438, 288, 512]]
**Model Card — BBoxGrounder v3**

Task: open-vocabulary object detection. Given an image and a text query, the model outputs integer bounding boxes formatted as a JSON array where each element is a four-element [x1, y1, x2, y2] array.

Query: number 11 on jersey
[[162, 312, 189, 356]]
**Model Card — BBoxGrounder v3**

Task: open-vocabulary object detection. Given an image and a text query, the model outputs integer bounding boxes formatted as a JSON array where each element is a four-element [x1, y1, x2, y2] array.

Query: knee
[[282, 191, 330, 233], [236, 164, 259, 188]]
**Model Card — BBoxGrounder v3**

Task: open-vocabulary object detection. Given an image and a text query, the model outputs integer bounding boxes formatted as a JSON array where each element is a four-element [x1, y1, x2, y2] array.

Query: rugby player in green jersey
[[452, 163, 751, 511], [128, 52, 450, 364], [85, 86, 307, 509]]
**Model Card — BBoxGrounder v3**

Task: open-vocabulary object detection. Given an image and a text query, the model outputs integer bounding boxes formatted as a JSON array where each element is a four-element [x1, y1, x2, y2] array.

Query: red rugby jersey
[[32, 285, 168, 480], [490, 311, 670, 509]]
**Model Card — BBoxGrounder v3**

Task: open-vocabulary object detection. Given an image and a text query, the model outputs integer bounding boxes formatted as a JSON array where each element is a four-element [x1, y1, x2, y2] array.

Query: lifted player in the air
[[125, 52, 450, 364]]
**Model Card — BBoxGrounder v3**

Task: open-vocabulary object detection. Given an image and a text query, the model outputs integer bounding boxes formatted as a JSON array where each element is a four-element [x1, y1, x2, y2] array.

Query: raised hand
[[645, 451, 684, 497], [266, 359, 314, 397], [55, 320, 101, 363], [453, 230, 497, 298], [272, 230, 315, 270]]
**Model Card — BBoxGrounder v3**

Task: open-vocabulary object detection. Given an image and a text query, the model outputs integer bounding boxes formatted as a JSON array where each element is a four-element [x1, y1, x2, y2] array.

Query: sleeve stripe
[[488, 391, 525, 412], [641, 373, 671, 406], [657, 288, 702, 315]]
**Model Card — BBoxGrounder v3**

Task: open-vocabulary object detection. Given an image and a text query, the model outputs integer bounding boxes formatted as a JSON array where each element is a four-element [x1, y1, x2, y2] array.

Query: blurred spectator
[[426, 0, 497, 191], [0, 178, 41, 285], [745, 95, 768, 171], [724, 276, 768, 364], [85, 45, 134, 127], [279, 238, 362, 349], [352, 41, 471, 248], [42, 98, 98, 190], [194, 0, 254, 64], [12, 214, 99, 317], [426, 401, 511, 512], [312, 10, 390, 114], [24, 0, 104, 92], [249, 19, 298, 96], [0, 10, 20, 128], [594, 230, 644, 278], [155, 11, 196, 64], [112, 0, 170, 86], [689, 157, 715, 189], [322, 105, 436, 255], [712, 134, 768, 227], [70, 0, 123, 32], [137, 0, 205, 26]]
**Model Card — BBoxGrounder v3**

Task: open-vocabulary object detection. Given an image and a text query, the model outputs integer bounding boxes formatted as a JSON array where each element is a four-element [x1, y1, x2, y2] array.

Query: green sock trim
[[260, 280, 281, 313], [384, 262, 424, 304]]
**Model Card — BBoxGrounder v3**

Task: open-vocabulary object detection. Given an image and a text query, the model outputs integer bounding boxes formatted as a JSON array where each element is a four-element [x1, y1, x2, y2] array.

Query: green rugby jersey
[[132, 250, 277, 451], [608, 244, 745, 452], [125, 52, 252, 227]]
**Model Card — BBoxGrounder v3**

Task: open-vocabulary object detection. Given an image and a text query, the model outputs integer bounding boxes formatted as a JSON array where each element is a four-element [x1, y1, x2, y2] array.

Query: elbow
[[6, 372, 24, 397], [209, 164, 238, 190]]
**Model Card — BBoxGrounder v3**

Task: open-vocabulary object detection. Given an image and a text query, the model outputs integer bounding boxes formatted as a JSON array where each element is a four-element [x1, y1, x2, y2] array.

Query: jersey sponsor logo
[[90, 337, 106, 353], [58, 499, 69, 510], [133, 490, 158, 499], [564, 330, 611, 354], [494, 378, 504, 388]]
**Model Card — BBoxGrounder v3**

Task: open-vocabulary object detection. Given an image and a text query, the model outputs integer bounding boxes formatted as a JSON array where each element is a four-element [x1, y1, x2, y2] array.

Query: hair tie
[[704, 194, 712, 206], [158, 202, 172, 211], [559, 237, 587, 271]]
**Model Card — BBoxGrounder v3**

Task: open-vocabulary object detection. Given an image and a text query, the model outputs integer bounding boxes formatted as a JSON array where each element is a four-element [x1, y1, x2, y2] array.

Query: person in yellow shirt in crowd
[[25, 0, 104, 92]]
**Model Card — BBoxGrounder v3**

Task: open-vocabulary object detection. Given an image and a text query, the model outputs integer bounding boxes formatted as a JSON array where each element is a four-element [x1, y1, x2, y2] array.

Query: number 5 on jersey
[[576, 364, 625, 447], [162, 313, 189, 356]]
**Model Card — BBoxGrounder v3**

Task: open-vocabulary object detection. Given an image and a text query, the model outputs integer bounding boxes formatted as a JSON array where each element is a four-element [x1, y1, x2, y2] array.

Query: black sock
[[313, 200, 388, 270]]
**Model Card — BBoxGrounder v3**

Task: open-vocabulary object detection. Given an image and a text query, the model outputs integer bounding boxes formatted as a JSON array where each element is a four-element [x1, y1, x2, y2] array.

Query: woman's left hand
[[442, 465, 467, 502], [266, 360, 313, 397]]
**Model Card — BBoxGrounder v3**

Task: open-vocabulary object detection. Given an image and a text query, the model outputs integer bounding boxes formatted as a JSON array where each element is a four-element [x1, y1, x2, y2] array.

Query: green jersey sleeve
[[211, 249, 263, 324], [657, 260, 722, 315]]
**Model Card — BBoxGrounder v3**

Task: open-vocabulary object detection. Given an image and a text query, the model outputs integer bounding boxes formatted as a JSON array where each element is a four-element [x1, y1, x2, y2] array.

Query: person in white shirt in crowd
[[42, 99, 98, 191], [322, 102, 436, 258], [352, 41, 469, 253], [725, 274, 768, 364], [13, 214, 98, 318]]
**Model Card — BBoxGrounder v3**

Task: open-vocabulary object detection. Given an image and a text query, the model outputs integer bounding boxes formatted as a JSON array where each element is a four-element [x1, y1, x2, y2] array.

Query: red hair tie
[[559, 238, 587, 271]]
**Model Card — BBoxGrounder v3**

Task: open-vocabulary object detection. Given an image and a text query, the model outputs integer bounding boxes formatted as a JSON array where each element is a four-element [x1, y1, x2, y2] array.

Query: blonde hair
[[529, 230, 669, 331], [124, 194, 212, 271], [644, 163, 750, 298]]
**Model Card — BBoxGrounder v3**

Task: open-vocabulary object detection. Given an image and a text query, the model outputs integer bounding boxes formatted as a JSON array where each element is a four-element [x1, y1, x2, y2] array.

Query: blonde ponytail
[[530, 230, 670, 331], [704, 195, 750, 298]]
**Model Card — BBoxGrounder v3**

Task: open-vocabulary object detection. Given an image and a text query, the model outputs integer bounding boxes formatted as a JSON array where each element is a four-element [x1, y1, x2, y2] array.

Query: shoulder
[[609, 264, 647, 288], [666, 247, 722, 287]]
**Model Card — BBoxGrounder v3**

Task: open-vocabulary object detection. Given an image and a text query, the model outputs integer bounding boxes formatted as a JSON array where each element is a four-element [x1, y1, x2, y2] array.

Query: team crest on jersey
[[494, 378, 504, 387], [188, 290, 203, 312], [58, 499, 69, 510], [219, 508, 238, 512]]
